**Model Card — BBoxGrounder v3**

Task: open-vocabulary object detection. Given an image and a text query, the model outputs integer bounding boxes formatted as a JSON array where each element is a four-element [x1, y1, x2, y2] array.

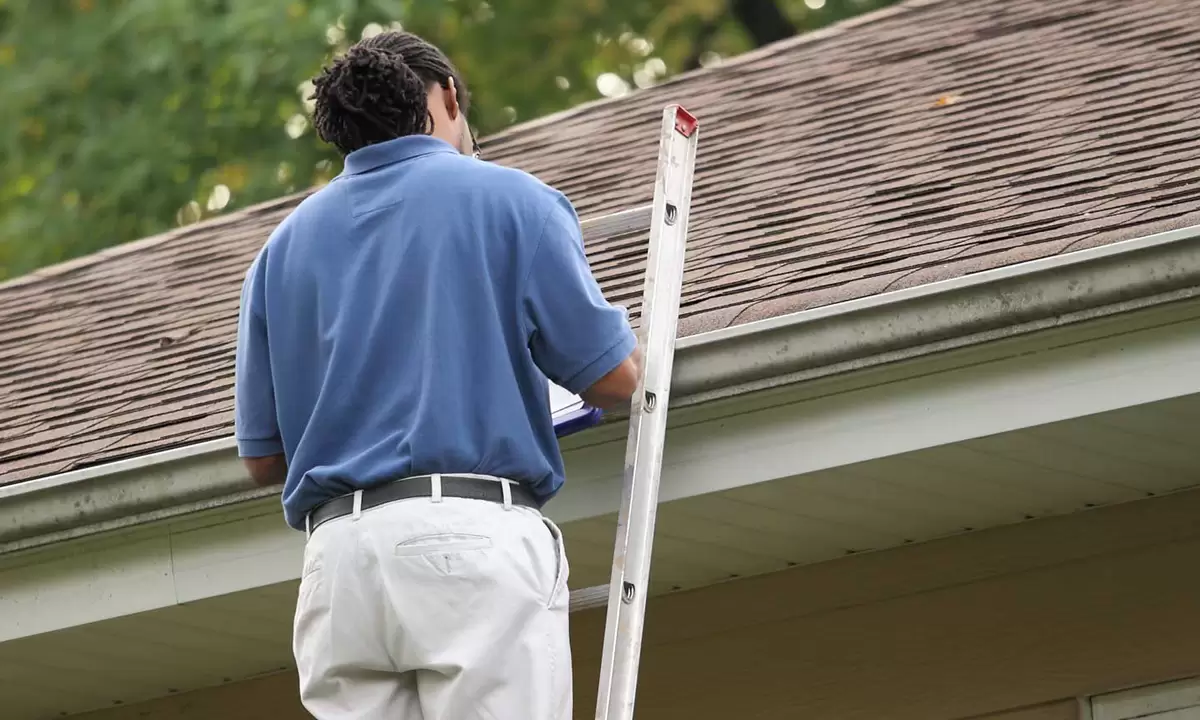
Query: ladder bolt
[[622, 582, 636, 604], [644, 391, 657, 411], [664, 203, 677, 226]]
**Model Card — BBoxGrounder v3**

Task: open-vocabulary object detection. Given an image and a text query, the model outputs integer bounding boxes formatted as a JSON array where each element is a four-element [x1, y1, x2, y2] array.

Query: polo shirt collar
[[342, 135, 457, 176]]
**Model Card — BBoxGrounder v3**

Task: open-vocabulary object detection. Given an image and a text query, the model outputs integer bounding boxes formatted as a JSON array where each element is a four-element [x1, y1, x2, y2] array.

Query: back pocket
[[394, 533, 493, 556]]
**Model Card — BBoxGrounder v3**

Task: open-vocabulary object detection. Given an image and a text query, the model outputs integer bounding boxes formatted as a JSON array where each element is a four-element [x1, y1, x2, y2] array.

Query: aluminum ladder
[[560, 104, 701, 720]]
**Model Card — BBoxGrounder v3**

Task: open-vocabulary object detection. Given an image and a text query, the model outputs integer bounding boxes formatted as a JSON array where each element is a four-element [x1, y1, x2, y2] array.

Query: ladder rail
[[593, 105, 700, 720]]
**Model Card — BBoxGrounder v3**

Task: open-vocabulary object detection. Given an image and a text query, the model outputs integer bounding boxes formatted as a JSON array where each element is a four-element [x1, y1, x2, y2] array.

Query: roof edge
[[676, 222, 1200, 403], [3, 221, 1200, 553]]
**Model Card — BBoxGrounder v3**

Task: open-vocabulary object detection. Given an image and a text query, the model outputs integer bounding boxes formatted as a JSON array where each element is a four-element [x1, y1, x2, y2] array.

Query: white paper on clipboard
[[549, 381, 585, 418], [548, 378, 603, 437]]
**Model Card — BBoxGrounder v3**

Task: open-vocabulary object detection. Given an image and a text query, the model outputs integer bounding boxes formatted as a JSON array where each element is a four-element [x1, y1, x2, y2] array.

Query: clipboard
[[549, 380, 604, 438]]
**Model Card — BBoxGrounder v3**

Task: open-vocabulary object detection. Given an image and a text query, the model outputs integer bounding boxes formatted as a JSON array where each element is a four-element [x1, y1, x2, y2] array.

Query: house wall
[[73, 487, 1200, 720]]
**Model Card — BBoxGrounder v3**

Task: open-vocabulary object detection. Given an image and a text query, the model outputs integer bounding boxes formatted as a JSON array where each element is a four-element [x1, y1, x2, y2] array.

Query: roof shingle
[[3, 0, 1200, 484]]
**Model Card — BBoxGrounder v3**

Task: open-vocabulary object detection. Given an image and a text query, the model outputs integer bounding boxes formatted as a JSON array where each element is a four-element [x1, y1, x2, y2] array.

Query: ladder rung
[[569, 584, 612, 613], [580, 204, 654, 243]]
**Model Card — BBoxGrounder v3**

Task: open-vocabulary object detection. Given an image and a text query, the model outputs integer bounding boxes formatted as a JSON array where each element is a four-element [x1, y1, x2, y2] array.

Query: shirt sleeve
[[523, 194, 638, 395], [234, 251, 284, 458]]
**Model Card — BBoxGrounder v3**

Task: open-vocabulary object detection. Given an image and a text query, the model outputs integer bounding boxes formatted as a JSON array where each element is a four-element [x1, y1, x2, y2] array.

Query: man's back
[[235, 134, 634, 530]]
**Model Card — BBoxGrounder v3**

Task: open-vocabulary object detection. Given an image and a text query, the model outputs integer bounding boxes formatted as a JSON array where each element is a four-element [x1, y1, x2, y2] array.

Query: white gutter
[[3, 223, 1200, 552]]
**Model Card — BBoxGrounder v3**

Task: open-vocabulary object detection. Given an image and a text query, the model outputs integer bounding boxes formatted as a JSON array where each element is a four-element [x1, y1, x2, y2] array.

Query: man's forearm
[[579, 345, 642, 410], [243, 454, 288, 487]]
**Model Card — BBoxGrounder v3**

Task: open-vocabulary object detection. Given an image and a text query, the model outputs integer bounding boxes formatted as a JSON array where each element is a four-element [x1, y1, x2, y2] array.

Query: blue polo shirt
[[234, 135, 636, 531]]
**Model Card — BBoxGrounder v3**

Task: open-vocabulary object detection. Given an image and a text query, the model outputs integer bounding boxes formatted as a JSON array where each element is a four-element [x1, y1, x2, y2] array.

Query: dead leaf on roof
[[933, 94, 965, 107], [157, 326, 199, 349]]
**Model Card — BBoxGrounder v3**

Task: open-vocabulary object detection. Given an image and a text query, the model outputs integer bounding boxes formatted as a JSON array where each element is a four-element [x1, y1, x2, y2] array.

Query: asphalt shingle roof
[[3, 0, 1200, 484]]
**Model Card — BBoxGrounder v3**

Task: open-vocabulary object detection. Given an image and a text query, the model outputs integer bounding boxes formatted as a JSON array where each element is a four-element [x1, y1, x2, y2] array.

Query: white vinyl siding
[[1092, 677, 1200, 720]]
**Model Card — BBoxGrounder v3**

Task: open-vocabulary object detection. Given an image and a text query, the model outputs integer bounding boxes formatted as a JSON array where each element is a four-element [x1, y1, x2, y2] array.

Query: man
[[233, 30, 640, 720]]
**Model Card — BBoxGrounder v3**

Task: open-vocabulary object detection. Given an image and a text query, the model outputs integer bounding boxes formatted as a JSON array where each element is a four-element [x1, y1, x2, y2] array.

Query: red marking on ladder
[[673, 106, 698, 138]]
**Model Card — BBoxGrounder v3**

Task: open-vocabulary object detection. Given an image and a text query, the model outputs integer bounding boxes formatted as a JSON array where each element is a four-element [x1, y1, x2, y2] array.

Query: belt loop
[[431, 474, 443, 503], [351, 489, 364, 521], [305, 512, 312, 540], [501, 478, 513, 510]]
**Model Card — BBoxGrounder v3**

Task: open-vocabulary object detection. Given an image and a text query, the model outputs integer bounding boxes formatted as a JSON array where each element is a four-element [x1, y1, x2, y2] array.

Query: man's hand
[[243, 454, 288, 487]]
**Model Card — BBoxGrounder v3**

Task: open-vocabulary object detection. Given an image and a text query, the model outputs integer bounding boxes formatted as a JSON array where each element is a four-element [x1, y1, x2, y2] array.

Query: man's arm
[[580, 341, 641, 410], [243, 454, 288, 487], [234, 251, 288, 487], [523, 194, 641, 410]]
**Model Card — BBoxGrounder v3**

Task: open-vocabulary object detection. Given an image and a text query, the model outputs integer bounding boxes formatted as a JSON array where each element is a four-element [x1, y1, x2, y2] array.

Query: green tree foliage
[[0, 0, 895, 280]]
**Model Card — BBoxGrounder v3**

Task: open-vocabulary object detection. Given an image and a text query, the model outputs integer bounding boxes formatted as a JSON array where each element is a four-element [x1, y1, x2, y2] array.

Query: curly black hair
[[311, 31, 471, 156]]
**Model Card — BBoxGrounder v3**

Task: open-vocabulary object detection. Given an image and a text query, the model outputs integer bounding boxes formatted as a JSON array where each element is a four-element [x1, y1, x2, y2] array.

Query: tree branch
[[683, 19, 724, 71], [729, 0, 797, 47]]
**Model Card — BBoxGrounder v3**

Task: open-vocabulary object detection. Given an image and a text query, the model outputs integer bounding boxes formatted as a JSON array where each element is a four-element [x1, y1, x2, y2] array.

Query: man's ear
[[445, 77, 461, 121]]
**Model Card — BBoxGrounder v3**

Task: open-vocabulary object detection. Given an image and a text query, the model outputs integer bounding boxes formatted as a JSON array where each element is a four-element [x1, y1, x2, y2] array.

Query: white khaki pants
[[293, 492, 572, 719]]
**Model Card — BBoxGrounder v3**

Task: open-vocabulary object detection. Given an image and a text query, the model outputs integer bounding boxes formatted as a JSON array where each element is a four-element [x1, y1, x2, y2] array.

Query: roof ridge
[[0, 0, 948, 292], [0, 189, 311, 293], [480, 0, 951, 144]]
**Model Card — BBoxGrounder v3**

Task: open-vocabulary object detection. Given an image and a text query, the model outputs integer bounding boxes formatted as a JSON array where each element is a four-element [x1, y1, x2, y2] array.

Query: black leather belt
[[306, 474, 538, 534]]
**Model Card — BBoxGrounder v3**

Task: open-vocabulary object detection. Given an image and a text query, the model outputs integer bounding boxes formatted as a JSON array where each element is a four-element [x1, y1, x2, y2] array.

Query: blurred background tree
[[0, 0, 896, 280]]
